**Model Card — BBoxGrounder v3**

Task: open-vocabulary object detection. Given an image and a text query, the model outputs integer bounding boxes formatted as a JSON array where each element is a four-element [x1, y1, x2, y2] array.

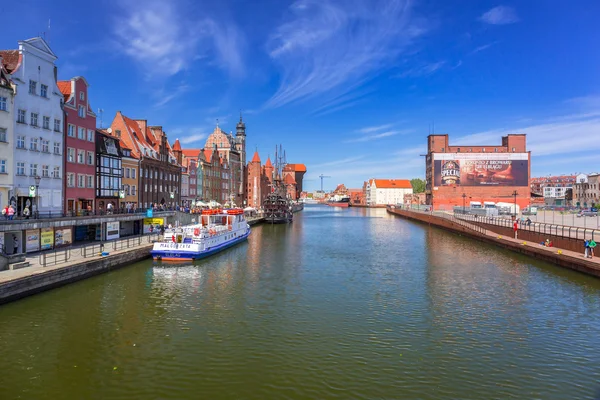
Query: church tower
[[236, 113, 247, 203]]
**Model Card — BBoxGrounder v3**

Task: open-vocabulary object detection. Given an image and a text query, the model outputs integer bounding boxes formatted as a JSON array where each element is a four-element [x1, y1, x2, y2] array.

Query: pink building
[[58, 77, 96, 215]]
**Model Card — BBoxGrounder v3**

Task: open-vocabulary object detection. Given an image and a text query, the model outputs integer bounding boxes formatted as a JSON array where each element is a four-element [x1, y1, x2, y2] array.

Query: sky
[[1, 0, 599, 191]]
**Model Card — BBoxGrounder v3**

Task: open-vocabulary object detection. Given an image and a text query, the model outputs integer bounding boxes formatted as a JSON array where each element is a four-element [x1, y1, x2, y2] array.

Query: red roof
[[284, 174, 295, 184], [287, 163, 307, 172], [265, 157, 273, 167], [172, 139, 182, 151], [57, 81, 71, 102], [372, 179, 412, 189], [251, 151, 261, 163], [182, 149, 201, 158], [0, 50, 21, 73]]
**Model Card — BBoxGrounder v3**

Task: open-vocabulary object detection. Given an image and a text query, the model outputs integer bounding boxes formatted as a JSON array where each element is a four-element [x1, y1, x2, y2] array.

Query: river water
[[1, 206, 600, 399]]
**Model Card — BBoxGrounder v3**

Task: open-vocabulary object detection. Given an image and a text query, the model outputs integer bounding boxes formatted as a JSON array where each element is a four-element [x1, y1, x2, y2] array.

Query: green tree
[[410, 178, 426, 193]]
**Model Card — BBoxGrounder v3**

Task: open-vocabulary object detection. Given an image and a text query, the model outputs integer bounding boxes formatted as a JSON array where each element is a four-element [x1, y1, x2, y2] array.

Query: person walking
[[23, 206, 30, 220], [589, 239, 597, 259], [2, 204, 8, 220], [8, 205, 15, 220], [584, 239, 590, 258], [513, 220, 518, 239]]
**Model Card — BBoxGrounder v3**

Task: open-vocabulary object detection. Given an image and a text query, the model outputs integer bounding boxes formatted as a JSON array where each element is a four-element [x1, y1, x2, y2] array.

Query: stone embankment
[[387, 207, 600, 278]]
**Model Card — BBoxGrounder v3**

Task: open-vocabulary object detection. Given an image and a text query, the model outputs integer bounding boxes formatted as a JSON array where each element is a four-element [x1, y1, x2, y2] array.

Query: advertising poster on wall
[[55, 228, 73, 247], [433, 153, 529, 187], [41, 227, 54, 250], [26, 229, 40, 252], [106, 221, 120, 240], [143, 218, 164, 234]]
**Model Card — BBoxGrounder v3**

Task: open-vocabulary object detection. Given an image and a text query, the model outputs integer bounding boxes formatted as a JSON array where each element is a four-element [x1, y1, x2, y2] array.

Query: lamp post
[[462, 193, 467, 214], [34, 175, 41, 219], [512, 190, 518, 218]]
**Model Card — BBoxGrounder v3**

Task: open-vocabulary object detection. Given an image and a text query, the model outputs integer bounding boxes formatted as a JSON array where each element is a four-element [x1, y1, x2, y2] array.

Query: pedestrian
[[2, 204, 8, 220], [7, 205, 15, 220], [13, 235, 18, 255], [513, 219, 518, 239], [107, 202, 113, 215], [584, 239, 590, 258], [590, 239, 597, 259], [23, 206, 30, 219]]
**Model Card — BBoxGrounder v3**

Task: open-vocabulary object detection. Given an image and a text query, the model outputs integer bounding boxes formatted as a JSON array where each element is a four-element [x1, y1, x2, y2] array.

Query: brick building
[[59, 77, 96, 215], [108, 112, 181, 209], [197, 147, 229, 203], [246, 151, 271, 208], [425, 134, 531, 210], [573, 173, 600, 207], [282, 164, 307, 200]]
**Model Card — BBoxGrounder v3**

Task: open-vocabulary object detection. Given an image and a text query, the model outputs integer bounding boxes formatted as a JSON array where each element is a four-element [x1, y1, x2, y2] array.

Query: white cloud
[[470, 41, 498, 54], [180, 133, 208, 145], [479, 6, 519, 25], [345, 130, 409, 143], [265, 0, 428, 109], [113, 0, 244, 78], [311, 155, 366, 168], [154, 84, 190, 107], [358, 124, 393, 134], [395, 61, 446, 78]]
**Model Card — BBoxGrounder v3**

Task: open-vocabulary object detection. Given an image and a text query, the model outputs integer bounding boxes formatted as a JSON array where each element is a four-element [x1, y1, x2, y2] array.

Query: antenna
[[97, 108, 104, 129]]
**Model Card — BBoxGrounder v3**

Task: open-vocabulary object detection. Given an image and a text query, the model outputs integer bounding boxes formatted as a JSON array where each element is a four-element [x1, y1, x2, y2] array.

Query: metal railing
[[38, 233, 161, 267], [0, 207, 176, 223], [454, 213, 598, 241], [390, 206, 487, 235]]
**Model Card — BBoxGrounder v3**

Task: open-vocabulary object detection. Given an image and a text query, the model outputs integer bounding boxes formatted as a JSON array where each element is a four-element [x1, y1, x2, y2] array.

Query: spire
[[236, 111, 246, 136], [172, 139, 181, 151], [251, 151, 261, 163], [265, 156, 272, 167]]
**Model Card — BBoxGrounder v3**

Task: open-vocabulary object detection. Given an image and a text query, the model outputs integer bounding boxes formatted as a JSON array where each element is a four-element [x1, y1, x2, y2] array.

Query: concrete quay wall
[[0, 245, 152, 305], [387, 208, 600, 278]]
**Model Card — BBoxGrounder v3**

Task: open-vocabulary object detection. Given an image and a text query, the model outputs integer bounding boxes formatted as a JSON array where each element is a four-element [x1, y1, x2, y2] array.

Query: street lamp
[[34, 175, 41, 219], [462, 193, 467, 214], [512, 190, 518, 218]]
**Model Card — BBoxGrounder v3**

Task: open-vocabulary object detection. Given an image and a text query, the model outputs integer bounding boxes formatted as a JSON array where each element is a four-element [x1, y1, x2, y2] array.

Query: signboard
[[143, 218, 164, 234], [146, 209, 153, 218], [433, 153, 529, 187], [29, 185, 36, 197], [55, 228, 72, 247], [106, 222, 120, 240], [119, 190, 125, 199], [26, 229, 40, 252], [41, 227, 54, 250]]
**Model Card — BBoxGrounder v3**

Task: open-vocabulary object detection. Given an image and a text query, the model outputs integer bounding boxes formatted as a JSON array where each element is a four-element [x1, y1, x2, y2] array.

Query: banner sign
[[106, 222, 120, 240], [143, 218, 164, 234], [26, 229, 40, 252], [41, 227, 54, 250], [55, 228, 72, 247], [433, 153, 529, 187]]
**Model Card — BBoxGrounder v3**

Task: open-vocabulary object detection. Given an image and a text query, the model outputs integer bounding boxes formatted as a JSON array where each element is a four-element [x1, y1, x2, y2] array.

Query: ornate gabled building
[[108, 111, 181, 209], [1, 38, 65, 216], [204, 115, 246, 205], [197, 146, 230, 203], [0, 54, 15, 209]]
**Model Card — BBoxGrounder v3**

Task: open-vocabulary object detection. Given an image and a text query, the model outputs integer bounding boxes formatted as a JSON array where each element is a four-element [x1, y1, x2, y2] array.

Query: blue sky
[[1, 0, 599, 191]]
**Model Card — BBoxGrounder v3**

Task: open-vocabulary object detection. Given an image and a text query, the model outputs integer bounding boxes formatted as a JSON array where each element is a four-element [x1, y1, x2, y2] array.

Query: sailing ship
[[263, 145, 294, 224], [151, 208, 250, 261]]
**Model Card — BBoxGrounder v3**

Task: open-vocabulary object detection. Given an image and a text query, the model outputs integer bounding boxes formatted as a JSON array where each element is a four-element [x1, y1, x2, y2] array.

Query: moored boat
[[151, 208, 250, 261], [327, 195, 351, 208]]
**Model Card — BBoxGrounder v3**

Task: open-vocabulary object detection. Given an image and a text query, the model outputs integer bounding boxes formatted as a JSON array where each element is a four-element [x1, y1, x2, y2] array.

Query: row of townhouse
[[0, 37, 183, 217]]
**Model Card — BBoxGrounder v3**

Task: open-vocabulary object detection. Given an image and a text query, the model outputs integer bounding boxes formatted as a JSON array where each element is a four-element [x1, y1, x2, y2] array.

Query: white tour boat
[[151, 208, 250, 261]]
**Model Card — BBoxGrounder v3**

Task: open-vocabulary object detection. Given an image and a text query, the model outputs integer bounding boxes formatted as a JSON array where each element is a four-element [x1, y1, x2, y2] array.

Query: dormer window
[[80, 91, 85, 101], [116, 130, 121, 138]]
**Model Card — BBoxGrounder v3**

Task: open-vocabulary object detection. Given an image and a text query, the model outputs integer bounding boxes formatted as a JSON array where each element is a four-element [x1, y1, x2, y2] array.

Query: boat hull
[[151, 229, 250, 261], [328, 202, 350, 208]]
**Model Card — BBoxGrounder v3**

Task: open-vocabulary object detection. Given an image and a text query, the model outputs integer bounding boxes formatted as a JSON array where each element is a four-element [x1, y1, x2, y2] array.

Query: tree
[[410, 178, 425, 193]]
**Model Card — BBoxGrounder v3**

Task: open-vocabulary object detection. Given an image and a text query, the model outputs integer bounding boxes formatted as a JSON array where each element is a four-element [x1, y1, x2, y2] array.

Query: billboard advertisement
[[433, 153, 528, 187], [41, 227, 54, 250], [55, 228, 72, 247], [143, 218, 164, 234], [26, 229, 40, 252]]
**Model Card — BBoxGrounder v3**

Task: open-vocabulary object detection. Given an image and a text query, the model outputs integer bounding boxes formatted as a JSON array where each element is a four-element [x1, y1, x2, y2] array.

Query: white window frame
[[87, 175, 93, 188], [30, 163, 38, 176], [16, 162, 25, 175], [0, 97, 7, 111], [68, 124, 75, 137], [67, 173, 75, 187], [78, 105, 85, 118], [54, 119, 61, 132], [30, 137, 38, 151], [80, 91, 85, 101], [42, 165, 49, 177], [0, 159, 6, 173], [131, 168, 136, 179], [53, 166, 60, 178], [41, 84, 48, 98], [67, 147, 75, 163], [78, 126, 85, 140], [17, 109, 25, 123], [43, 116, 50, 129], [78, 174, 85, 188], [30, 113, 38, 127], [77, 149, 85, 164], [17, 135, 25, 149], [0, 128, 6, 142], [54, 142, 61, 155], [42, 140, 49, 153], [87, 151, 94, 165], [29, 80, 37, 95], [87, 129, 94, 142]]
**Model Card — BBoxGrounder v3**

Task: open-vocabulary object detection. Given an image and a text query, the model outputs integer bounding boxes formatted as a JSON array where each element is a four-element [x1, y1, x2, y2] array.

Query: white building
[[1, 38, 64, 216], [543, 186, 569, 199], [0, 60, 15, 209], [366, 179, 413, 206]]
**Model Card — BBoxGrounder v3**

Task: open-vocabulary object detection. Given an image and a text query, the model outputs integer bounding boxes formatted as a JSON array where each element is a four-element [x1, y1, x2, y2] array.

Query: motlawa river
[[1, 206, 600, 399]]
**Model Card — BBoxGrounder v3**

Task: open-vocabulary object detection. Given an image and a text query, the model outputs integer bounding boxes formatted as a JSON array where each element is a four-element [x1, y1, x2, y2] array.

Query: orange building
[[425, 134, 531, 210]]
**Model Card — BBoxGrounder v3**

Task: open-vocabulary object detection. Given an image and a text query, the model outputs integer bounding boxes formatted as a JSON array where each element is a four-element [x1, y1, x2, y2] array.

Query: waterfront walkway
[[0, 234, 160, 285], [388, 207, 600, 277]]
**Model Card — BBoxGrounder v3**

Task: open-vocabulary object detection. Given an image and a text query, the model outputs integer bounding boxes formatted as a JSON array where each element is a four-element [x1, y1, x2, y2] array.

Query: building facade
[[0, 59, 15, 209], [59, 77, 96, 215], [530, 175, 575, 196], [1, 38, 64, 216], [282, 163, 307, 200], [120, 146, 139, 211], [366, 179, 413, 206], [246, 151, 271, 208], [425, 134, 531, 210], [573, 173, 600, 207], [197, 147, 229, 203], [108, 112, 181, 209], [95, 130, 122, 212], [204, 118, 246, 206]]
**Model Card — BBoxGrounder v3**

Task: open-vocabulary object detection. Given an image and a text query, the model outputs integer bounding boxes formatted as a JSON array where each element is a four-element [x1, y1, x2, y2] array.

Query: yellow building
[[120, 145, 139, 211]]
